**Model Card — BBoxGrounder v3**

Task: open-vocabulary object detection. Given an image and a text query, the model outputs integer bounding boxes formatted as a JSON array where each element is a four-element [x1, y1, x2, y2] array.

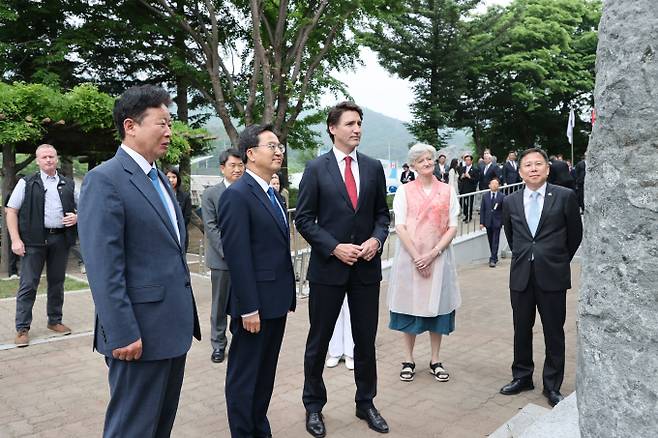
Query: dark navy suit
[[295, 150, 390, 413], [218, 171, 296, 438], [78, 147, 201, 437], [480, 190, 505, 263]]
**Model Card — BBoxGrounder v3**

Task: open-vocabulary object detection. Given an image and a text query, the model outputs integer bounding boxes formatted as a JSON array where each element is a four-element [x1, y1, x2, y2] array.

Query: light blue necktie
[[527, 191, 540, 236], [148, 168, 177, 229], [267, 187, 287, 229]]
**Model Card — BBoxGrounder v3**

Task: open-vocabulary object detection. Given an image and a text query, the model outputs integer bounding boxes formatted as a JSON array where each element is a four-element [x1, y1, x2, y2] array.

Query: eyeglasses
[[257, 143, 286, 153]]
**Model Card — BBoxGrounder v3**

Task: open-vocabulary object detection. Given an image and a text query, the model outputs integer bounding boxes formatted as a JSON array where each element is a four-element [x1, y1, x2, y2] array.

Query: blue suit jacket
[[78, 147, 201, 361], [295, 150, 391, 286], [480, 191, 505, 229], [217, 172, 296, 319]]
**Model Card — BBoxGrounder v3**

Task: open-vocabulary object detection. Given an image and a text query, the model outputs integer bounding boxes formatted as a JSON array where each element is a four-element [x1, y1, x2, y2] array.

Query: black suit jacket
[[502, 183, 582, 292], [502, 161, 521, 185], [548, 160, 575, 190], [479, 163, 502, 190], [458, 165, 479, 193], [295, 150, 390, 286], [218, 172, 296, 319]]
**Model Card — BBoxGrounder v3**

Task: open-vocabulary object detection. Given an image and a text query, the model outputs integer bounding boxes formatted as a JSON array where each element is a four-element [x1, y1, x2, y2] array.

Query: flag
[[566, 108, 575, 145]]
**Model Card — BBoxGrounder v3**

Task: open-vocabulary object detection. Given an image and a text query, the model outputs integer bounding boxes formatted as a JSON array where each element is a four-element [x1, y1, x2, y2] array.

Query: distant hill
[[192, 107, 472, 174]]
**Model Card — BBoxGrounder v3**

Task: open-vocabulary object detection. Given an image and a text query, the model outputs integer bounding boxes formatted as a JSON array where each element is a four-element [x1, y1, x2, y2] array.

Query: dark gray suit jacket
[[502, 183, 582, 292], [202, 181, 228, 270]]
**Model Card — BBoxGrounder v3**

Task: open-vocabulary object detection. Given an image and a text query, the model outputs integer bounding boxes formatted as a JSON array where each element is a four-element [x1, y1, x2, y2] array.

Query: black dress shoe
[[305, 412, 326, 438], [543, 389, 564, 407], [355, 407, 389, 434], [500, 378, 534, 395], [210, 349, 225, 363]]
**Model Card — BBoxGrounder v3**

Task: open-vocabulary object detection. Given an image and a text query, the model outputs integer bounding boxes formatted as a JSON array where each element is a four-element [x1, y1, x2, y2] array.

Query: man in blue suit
[[296, 102, 391, 437], [480, 177, 505, 267], [218, 124, 296, 438], [78, 85, 201, 437]]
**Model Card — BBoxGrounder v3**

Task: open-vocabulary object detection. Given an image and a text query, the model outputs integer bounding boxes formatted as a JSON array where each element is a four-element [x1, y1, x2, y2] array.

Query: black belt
[[45, 227, 66, 234]]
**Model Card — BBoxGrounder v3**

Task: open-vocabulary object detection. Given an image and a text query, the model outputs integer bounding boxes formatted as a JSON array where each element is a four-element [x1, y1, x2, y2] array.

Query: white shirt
[[484, 163, 491, 174], [393, 183, 460, 228], [332, 146, 360, 196], [523, 183, 547, 226], [7, 170, 80, 228], [120, 144, 180, 243]]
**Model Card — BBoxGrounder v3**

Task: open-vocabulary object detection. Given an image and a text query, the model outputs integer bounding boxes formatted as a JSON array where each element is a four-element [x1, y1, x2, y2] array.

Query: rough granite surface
[[577, 1, 658, 437]]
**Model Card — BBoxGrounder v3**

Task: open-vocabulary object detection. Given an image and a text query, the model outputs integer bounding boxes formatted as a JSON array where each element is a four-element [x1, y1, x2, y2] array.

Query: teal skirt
[[389, 310, 455, 335]]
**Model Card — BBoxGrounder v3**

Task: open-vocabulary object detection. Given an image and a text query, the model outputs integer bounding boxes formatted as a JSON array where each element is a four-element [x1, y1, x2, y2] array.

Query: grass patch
[[0, 276, 89, 299]]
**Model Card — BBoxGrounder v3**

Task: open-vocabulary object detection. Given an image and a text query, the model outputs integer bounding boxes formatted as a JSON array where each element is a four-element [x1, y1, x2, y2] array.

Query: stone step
[[490, 392, 580, 438], [489, 403, 550, 438]]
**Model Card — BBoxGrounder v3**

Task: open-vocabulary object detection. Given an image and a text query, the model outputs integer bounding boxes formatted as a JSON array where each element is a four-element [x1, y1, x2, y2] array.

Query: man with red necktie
[[296, 102, 391, 437]]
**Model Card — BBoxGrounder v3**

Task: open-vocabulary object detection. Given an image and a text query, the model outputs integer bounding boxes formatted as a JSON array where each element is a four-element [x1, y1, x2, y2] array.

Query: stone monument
[[578, 1, 658, 437]]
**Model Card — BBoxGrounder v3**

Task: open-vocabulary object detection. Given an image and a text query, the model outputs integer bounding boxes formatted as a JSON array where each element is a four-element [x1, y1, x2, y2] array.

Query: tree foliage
[[364, 0, 600, 157], [361, 0, 480, 148]]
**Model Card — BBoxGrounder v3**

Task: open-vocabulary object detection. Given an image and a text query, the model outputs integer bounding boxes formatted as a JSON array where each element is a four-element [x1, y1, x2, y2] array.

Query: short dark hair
[[326, 101, 363, 143], [113, 85, 172, 140], [238, 123, 275, 162], [402, 163, 409, 169], [219, 148, 242, 166], [489, 176, 500, 184], [438, 154, 446, 159], [463, 154, 473, 160], [518, 147, 549, 166]]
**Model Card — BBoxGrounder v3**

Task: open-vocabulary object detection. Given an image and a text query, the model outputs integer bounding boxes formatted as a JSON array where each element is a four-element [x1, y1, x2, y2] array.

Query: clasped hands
[[333, 237, 379, 265], [413, 247, 441, 278]]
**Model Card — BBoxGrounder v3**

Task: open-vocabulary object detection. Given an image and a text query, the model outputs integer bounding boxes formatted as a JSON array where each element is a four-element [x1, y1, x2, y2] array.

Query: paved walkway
[[0, 259, 580, 437]]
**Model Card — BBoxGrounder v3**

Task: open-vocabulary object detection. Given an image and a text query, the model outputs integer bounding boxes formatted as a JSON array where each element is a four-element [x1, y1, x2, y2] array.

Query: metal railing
[[195, 181, 525, 298]]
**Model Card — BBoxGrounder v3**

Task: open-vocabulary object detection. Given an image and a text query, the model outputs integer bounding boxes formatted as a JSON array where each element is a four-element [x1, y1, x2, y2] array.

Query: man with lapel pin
[[502, 151, 522, 191], [499, 147, 582, 407], [78, 85, 201, 437], [296, 102, 391, 437], [218, 124, 296, 438], [479, 176, 505, 267]]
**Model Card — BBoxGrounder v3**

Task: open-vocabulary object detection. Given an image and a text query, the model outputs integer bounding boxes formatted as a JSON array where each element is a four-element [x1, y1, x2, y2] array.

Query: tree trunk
[[1, 144, 16, 276]]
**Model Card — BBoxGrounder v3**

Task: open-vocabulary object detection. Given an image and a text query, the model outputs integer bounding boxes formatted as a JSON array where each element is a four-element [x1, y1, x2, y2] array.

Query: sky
[[323, 0, 512, 122]]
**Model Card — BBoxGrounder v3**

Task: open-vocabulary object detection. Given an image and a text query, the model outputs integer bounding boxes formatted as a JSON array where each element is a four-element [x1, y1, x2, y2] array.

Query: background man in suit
[[6, 144, 78, 347], [458, 154, 479, 223], [547, 155, 575, 190], [218, 124, 296, 438], [202, 148, 244, 364], [500, 147, 582, 407], [479, 149, 501, 190], [295, 101, 391, 437], [502, 151, 521, 188], [78, 85, 201, 437], [399, 163, 415, 184], [479, 177, 505, 267]]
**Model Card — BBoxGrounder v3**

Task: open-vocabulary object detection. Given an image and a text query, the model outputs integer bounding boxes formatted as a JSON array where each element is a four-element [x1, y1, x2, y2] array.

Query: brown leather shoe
[[15, 328, 29, 347], [47, 323, 72, 335]]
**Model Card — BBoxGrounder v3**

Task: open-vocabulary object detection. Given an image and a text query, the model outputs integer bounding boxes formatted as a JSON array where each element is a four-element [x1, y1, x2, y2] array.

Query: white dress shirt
[[332, 146, 360, 196], [120, 144, 180, 243]]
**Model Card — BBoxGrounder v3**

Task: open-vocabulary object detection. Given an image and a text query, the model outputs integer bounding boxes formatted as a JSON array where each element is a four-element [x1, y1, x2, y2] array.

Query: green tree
[[456, 0, 600, 156], [361, 0, 480, 148]]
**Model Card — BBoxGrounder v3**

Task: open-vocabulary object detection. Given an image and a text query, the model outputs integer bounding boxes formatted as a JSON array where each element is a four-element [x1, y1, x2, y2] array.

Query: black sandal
[[400, 362, 415, 382], [429, 362, 449, 382]]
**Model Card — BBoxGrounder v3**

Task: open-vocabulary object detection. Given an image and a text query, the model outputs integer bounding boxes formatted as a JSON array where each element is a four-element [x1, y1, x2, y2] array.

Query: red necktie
[[344, 156, 358, 209]]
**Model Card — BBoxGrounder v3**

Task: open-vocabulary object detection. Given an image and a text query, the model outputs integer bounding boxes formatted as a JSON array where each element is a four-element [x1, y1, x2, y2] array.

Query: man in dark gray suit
[[499, 147, 582, 408], [202, 148, 244, 363]]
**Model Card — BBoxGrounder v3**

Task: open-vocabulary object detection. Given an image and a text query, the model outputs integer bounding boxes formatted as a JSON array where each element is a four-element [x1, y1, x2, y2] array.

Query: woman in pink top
[[388, 143, 462, 383]]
